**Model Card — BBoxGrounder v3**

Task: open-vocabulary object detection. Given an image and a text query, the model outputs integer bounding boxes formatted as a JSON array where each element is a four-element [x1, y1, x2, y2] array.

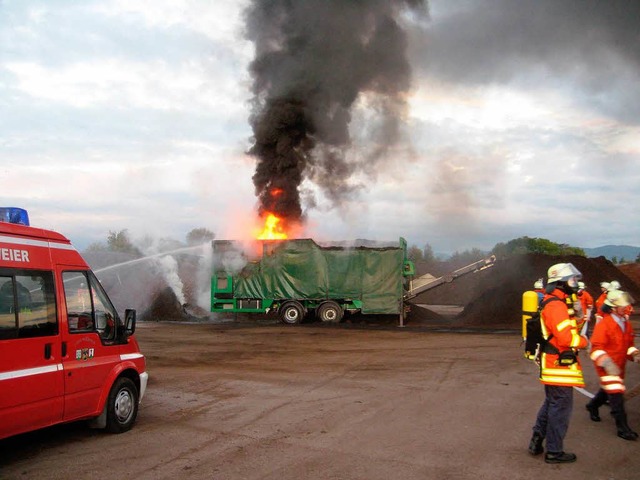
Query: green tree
[[136, 235, 184, 253], [156, 237, 184, 253], [491, 236, 585, 257], [422, 243, 435, 263], [450, 248, 488, 266], [407, 245, 424, 263], [612, 256, 618, 264], [107, 230, 141, 255], [186, 228, 215, 246], [85, 241, 107, 252], [636, 252, 640, 263]]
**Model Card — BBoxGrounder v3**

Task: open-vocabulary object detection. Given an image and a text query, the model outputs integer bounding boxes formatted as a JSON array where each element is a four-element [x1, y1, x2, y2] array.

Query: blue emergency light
[[0, 207, 30, 226]]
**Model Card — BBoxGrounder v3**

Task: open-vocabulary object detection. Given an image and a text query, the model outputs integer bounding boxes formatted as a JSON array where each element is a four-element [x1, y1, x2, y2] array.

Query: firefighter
[[576, 282, 594, 336], [594, 281, 610, 323], [528, 263, 589, 464], [606, 280, 633, 320], [586, 290, 640, 440], [534, 278, 545, 303]]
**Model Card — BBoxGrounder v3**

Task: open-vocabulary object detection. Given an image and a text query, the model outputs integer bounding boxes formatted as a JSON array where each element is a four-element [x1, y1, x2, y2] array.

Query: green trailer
[[210, 237, 495, 325], [210, 238, 415, 324]]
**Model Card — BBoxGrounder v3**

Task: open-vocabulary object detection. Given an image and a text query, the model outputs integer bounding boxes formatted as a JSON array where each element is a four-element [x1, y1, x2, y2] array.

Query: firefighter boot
[[585, 403, 601, 422], [585, 389, 607, 422], [528, 431, 544, 455], [614, 414, 639, 441], [544, 452, 577, 464]]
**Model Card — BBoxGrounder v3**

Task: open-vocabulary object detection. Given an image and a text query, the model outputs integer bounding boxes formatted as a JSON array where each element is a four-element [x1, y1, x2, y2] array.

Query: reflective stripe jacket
[[539, 289, 589, 387], [575, 290, 593, 333], [589, 312, 638, 394], [595, 292, 607, 321]]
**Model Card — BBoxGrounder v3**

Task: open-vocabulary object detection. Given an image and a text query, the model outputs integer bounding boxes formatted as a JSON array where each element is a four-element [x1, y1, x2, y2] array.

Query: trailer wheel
[[280, 301, 304, 324], [105, 377, 139, 433], [317, 301, 343, 323]]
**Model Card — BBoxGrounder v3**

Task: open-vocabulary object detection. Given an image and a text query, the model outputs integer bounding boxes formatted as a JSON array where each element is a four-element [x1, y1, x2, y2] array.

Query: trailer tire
[[317, 301, 343, 323], [105, 377, 139, 434], [280, 301, 305, 325]]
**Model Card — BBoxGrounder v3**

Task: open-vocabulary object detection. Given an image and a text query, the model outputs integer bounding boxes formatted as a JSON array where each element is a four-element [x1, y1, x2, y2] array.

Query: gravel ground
[[1, 321, 639, 480]]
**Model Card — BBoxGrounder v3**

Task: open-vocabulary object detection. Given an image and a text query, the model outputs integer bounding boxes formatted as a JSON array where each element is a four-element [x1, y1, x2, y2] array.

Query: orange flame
[[256, 212, 288, 240]]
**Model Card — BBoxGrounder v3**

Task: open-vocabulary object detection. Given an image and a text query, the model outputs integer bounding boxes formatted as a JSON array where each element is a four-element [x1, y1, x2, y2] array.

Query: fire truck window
[[88, 273, 118, 342], [16, 272, 57, 338], [0, 276, 14, 313], [63, 272, 94, 332], [0, 276, 17, 339]]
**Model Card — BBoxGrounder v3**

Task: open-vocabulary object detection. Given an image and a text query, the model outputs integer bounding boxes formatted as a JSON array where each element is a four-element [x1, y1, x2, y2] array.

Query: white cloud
[[1, 0, 639, 255], [93, 0, 249, 50], [5, 59, 247, 114]]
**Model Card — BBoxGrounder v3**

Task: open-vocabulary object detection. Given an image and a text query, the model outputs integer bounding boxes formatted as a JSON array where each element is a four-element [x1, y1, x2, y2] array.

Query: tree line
[[405, 236, 640, 265], [84, 228, 215, 255], [86, 230, 639, 265]]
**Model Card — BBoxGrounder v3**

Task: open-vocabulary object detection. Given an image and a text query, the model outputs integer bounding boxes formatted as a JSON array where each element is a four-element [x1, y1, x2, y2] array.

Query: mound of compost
[[139, 286, 193, 322], [455, 254, 640, 328], [618, 263, 640, 287]]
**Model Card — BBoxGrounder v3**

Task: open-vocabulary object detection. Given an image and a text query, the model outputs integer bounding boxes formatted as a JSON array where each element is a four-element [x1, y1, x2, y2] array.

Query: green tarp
[[232, 239, 404, 314]]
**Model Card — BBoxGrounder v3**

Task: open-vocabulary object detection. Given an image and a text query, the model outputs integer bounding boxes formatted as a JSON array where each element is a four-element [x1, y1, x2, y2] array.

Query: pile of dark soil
[[139, 287, 187, 322], [453, 254, 640, 328], [139, 286, 211, 322], [618, 263, 640, 288], [405, 304, 446, 323]]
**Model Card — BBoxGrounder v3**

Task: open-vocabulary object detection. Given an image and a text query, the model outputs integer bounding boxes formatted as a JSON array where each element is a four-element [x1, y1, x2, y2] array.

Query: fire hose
[[573, 362, 640, 400], [574, 383, 640, 400]]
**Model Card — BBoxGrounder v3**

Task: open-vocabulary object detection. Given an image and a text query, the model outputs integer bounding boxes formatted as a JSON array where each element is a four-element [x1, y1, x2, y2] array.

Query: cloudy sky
[[1, 0, 639, 255]]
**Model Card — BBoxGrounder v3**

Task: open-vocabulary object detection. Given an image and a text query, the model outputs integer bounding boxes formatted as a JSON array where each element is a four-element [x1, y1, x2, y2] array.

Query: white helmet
[[578, 281, 585, 291], [534, 278, 544, 289], [600, 281, 610, 290], [604, 290, 632, 308], [547, 263, 582, 287], [609, 280, 621, 291]]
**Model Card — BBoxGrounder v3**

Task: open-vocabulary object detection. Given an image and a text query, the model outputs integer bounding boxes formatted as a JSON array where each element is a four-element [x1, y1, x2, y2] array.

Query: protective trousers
[[587, 388, 608, 412], [588, 388, 627, 419], [532, 385, 574, 453]]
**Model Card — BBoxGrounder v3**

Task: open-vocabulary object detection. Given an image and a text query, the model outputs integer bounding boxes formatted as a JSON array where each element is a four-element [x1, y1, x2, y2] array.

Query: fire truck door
[[0, 272, 64, 438], [60, 270, 121, 421]]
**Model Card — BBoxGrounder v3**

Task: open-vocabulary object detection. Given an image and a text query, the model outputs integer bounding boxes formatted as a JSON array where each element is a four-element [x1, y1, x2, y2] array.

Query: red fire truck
[[0, 208, 148, 440]]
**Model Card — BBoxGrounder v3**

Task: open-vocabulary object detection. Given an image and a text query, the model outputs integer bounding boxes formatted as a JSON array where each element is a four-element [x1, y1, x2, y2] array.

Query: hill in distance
[[582, 245, 640, 262]]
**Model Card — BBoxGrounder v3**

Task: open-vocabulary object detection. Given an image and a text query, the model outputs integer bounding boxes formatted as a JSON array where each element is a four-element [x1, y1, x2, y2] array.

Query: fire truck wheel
[[280, 301, 304, 325], [105, 377, 139, 433], [317, 301, 343, 323]]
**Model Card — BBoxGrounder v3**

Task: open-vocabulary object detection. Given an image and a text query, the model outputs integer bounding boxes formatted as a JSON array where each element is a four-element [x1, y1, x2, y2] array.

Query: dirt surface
[[2, 320, 640, 480], [3, 253, 638, 479]]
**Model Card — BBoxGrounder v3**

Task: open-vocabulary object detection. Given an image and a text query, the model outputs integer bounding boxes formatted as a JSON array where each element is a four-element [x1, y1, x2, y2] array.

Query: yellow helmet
[[604, 290, 632, 308], [609, 280, 621, 290], [547, 263, 581, 287]]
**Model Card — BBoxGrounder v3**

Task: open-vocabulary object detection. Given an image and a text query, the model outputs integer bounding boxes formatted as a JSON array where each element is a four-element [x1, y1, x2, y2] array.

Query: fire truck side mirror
[[124, 309, 137, 336]]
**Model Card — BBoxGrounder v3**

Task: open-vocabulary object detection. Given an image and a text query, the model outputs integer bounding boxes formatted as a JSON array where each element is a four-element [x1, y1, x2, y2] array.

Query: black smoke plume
[[245, 0, 427, 231]]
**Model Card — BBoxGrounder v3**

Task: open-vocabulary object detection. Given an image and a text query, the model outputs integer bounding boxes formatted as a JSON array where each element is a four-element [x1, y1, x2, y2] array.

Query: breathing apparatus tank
[[522, 290, 539, 344]]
